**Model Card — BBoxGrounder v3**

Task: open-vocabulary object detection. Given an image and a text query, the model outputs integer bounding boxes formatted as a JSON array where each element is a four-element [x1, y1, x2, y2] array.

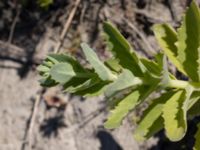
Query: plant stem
[[168, 79, 189, 89]]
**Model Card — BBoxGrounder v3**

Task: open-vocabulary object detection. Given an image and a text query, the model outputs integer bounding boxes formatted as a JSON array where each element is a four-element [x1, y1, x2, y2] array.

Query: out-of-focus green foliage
[[20, 0, 53, 8], [37, 0, 53, 8]]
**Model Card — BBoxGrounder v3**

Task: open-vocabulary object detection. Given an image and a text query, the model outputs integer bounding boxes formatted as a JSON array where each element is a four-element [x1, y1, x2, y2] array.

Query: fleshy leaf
[[153, 24, 186, 75], [104, 90, 140, 129], [39, 76, 57, 87], [104, 69, 142, 98], [37, 65, 50, 73], [176, 0, 200, 81], [48, 54, 86, 72], [103, 22, 146, 76], [162, 90, 188, 141], [140, 58, 161, 77], [75, 82, 108, 97], [105, 58, 122, 73], [134, 91, 175, 141], [81, 43, 116, 81], [67, 77, 100, 93], [188, 91, 200, 118], [50, 63, 76, 83]]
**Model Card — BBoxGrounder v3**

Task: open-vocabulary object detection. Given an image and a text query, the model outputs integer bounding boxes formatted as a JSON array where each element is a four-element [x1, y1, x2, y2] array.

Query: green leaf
[[67, 76, 107, 95], [81, 43, 116, 81], [134, 91, 175, 141], [75, 81, 108, 97], [37, 0, 53, 8], [194, 123, 200, 150], [68, 78, 99, 92], [48, 54, 86, 72], [162, 90, 188, 141], [39, 76, 57, 87], [188, 91, 200, 118], [104, 90, 140, 129], [153, 24, 186, 75], [37, 65, 50, 73], [159, 55, 170, 87], [140, 58, 161, 77], [63, 77, 89, 91], [103, 22, 145, 76], [176, 0, 200, 81], [50, 63, 76, 84], [104, 69, 142, 98], [105, 58, 122, 73]]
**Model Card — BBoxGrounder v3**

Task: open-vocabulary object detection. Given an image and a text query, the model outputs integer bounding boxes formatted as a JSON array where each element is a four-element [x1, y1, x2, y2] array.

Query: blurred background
[[0, 0, 197, 150]]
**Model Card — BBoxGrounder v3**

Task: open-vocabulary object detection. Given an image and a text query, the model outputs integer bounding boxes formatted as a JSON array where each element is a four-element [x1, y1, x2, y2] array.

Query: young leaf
[[50, 62, 76, 84], [177, 0, 200, 81], [104, 90, 140, 129], [103, 22, 146, 76], [39, 76, 57, 87], [37, 65, 50, 73], [162, 90, 187, 141], [153, 24, 186, 75], [67, 77, 100, 93], [134, 91, 175, 141], [81, 43, 116, 81], [75, 81, 108, 97], [104, 69, 142, 98], [194, 123, 200, 150], [140, 58, 161, 77], [105, 58, 122, 73], [48, 54, 86, 72], [37, 0, 53, 8], [67, 76, 109, 97]]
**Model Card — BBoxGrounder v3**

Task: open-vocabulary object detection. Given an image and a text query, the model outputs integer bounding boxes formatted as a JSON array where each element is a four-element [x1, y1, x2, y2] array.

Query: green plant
[[37, 0, 53, 8], [38, 0, 200, 148], [20, 0, 53, 8]]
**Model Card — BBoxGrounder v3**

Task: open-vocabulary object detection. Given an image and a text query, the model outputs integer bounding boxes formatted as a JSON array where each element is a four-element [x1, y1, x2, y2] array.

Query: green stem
[[166, 79, 200, 89], [168, 79, 189, 89]]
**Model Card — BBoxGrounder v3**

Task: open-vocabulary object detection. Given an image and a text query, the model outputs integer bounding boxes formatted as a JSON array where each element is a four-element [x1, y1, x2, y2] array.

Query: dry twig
[[54, 0, 81, 53], [27, 94, 41, 150], [8, 5, 21, 44]]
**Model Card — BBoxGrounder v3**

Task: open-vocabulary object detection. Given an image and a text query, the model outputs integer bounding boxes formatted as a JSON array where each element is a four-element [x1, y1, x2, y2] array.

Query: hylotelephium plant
[[38, 0, 200, 149]]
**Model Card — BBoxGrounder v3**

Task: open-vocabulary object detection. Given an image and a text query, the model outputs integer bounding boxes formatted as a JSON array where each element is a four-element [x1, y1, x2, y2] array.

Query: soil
[[0, 0, 195, 150]]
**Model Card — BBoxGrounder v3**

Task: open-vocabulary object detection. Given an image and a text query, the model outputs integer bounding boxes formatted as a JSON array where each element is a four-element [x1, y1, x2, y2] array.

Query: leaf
[[194, 123, 200, 150], [48, 54, 86, 72], [67, 78, 99, 92], [162, 90, 189, 141], [50, 63, 76, 84], [140, 58, 161, 77], [188, 91, 200, 118], [39, 76, 57, 87], [37, 0, 53, 8], [104, 69, 142, 98], [134, 91, 175, 141], [104, 90, 140, 129], [66, 76, 109, 96], [159, 55, 170, 87], [37, 65, 50, 73], [103, 22, 145, 76], [63, 77, 89, 91], [81, 43, 116, 81], [176, 0, 200, 81], [153, 24, 186, 75], [75, 81, 108, 97], [105, 58, 122, 73]]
